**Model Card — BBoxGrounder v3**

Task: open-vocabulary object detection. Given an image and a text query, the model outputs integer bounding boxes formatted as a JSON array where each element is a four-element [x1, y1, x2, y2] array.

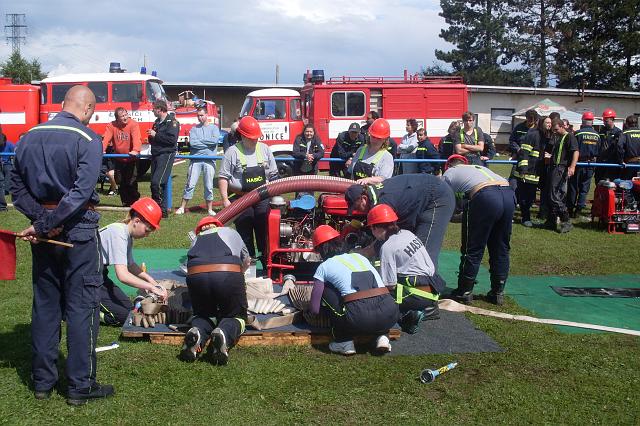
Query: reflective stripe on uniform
[[236, 142, 265, 169], [395, 283, 439, 304], [28, 124, 93, 141]]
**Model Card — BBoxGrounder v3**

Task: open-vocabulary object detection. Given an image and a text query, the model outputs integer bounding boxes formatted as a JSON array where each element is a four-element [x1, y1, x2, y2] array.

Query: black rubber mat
[[551, 286, 640, 298], [389, 310, 503, 355]]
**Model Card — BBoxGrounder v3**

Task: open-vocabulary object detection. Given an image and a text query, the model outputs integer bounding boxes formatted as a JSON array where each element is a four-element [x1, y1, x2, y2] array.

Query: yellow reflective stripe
[[349, 253, 369, 271], [367, 185, 378, 205], [555, 134, 567, 165], [236, 142, 264, 169], [235, 317, 246, 334], [321, 297, 345, 316], [531, 151, 540, 158], [518, 160, 529, 167], [521, 144, 533, 151], [575, 131, 600, 137], [522, 174, 540, 183], [395, 283, 439, 303], [396, 284, 404, 304], [623, 130, 640, 134], [459, 128, 478, 144], [336, 254, 368, 272], [29, 124, 93, 141]]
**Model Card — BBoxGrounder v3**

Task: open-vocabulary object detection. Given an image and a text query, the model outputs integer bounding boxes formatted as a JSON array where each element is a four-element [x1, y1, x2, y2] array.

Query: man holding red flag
[[10, 85, 114, 405]]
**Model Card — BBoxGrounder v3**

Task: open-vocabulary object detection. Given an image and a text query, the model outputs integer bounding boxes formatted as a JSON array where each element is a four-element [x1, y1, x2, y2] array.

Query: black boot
[[486, 278, 506, 305], [544, 215, 557, 231], [422, 299, 440, 320], [450, 277, 475, 304]]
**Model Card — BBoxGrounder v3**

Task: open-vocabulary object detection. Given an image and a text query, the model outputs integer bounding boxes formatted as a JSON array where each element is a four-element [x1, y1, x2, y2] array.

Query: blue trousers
[[31, 224, 103, 393], [460, 186, 515, 282], [413, 183, 455, 272], [567, 166, 594, 211]]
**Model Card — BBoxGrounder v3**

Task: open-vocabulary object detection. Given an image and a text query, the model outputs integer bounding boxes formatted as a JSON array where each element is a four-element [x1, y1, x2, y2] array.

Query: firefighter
[[330, 122, 365, 177], [442, 155, 516, 305], [180, 216, 250, 364], [98, 198, 167, 326], [514, 116, 550, 227], [454, 111, 485, 166], [344, 173, 455, 272], [438, 121, 460, 173], [618, 115, 640, 180], [292, 124, 325, 176], [567, 112, 600, 218], [310, 225, 398, 355], [509, 110, 539, 191], [398, 118, 419, 174], [596, 108, 622, 182], [148, 100, 180, 218], [481, 132, 496, 167], [361, 112, 398, 161], [546, 118, 579, 233], [10, 86, 114, 404], [222, 121, 240, 153], [415, 128, 440, 174], [348, 118, 395, 184], [367, 204, 444, 334], [218, 116, 278, 266]]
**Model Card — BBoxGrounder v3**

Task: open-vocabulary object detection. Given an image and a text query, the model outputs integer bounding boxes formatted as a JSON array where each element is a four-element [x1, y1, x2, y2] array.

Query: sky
[[0, 0, 452, 84]]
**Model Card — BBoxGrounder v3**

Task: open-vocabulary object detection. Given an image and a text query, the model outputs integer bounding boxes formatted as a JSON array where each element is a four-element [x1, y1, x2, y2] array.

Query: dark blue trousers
[[99, 269, 133, 326], [516, 180, 538, 222], [31, 226, 102, 394], [150, 152, 175, 213], [414, 183, 455, 272], [460, 186, 515, 282], [567, 166, 594, 211]]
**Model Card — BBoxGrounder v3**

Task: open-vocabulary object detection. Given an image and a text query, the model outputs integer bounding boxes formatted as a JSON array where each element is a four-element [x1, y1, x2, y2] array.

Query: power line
[[5, 13, 27, 54]]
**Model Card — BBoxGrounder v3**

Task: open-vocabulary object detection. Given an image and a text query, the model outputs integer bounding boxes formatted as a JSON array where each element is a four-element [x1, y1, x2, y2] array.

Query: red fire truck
[[0, 65, 219, 153], [238, 70, 468, 157]]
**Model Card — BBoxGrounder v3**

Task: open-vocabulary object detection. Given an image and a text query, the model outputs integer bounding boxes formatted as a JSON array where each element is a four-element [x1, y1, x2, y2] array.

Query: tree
[[554, 0, 640, 90], [435, 0, 533, 86], [507, 0, 568, 87], [0, 51, 47, 84]]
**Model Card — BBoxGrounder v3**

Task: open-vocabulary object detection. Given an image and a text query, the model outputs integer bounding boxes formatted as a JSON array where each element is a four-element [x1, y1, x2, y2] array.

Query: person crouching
[[180, 217, 251, 364], [310, 225, 399, 355]]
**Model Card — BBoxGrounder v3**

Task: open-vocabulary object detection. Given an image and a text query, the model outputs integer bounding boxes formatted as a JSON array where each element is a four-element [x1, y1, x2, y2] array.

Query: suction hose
[[216, 175, 356, 224]]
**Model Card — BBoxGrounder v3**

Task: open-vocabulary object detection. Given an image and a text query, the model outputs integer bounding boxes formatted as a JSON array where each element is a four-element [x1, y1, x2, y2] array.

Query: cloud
[[257, 0, 376, 24]]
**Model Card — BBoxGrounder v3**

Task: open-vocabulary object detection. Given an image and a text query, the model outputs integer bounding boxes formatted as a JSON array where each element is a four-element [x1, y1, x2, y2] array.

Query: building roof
[[469, 85, 640, 99]]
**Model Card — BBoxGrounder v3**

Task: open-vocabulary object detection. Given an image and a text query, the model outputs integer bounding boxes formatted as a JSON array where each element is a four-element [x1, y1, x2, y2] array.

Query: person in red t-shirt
[[103, 108, 142, 206]]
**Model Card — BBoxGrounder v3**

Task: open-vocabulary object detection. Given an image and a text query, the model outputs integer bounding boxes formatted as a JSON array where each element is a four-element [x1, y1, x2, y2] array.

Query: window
[[88, 82, 108, 103], [112, 83, 142, 102], [290, 99, 302, 121], [239, 97, 253, 117], [490, 108, 514, 133], [146, 81, 166, 103], [331, 91, 365, 117], [40, 84, 48, 104], [52, 84, 74, 104], [253, 99, 286, 120]]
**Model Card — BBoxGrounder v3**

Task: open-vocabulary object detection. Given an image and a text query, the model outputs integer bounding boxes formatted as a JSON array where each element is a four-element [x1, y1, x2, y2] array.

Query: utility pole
[[5, 13, 27, 54], [275, 64, 280, 85]]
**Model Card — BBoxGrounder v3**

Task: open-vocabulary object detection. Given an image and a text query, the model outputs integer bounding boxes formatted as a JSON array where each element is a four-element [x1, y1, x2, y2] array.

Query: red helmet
[[130, 197, 162, 229], [445, 154, 469, 171], [602, 108, 616, 120], [368, 118, 391, 139], [195, 216, 224, 234], [237, 116, 263, 140], [582, 111, 595, 120], [367, 204, 398, 227], [312, 225, 340, 248]]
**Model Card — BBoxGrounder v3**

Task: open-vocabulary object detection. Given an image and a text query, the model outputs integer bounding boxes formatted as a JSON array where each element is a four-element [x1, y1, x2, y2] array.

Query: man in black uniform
[[596, 108, 622, 182], [618, 115, 640, 180], [345, 174, 455, 272], [10, 85, 114, 405], [509, 109, 539, 190], [148, 100, 179, 218], [330, 122, 365, 177], [567, 112, 600, 218], [546, 118, 579, 233]]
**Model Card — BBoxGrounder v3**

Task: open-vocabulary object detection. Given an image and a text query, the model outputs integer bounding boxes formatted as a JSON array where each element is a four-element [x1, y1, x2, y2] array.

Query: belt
[[343, 286, 389, 303], [187, 263, 242, 275], [415, 285, 434, 293], [41, 202, 96, 210], [625, 157, 640, 163], [468, 181, 510, 199]]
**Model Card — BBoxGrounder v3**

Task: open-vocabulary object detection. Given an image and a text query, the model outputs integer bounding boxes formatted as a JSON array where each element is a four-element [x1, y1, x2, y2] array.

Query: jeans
[[182, 159, 216, 200]]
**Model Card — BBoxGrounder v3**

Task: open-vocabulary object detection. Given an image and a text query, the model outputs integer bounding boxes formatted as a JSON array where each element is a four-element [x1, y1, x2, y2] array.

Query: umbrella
[[513, 98, 603, 126]]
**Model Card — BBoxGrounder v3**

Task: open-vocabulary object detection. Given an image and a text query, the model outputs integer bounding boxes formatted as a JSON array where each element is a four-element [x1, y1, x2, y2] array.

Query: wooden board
[[122, 327, 402, 347]]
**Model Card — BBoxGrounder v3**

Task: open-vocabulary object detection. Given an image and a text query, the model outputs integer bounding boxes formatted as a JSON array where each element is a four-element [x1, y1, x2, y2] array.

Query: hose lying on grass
[[439, 299, 640, 337]]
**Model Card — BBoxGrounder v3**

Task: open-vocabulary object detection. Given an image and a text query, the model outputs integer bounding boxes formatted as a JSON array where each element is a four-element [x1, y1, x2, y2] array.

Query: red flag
[[0, 230, 17, 280]]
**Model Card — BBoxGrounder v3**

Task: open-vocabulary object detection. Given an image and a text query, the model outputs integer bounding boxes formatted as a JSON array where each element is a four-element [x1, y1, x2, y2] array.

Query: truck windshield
[[239, 97, 253, 117], [146, 80, 167, 103]]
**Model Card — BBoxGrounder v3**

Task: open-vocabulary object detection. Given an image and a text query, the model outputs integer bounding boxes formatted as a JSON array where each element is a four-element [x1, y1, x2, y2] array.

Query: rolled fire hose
[[439, 299, 640, 337], [216, 175, 356, 224]]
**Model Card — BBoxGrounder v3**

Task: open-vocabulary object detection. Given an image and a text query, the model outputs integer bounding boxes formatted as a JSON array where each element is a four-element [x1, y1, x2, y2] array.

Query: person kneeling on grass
[[99, 197, 167, 326], [367, 204, 445, 334], [310, 225, 399, 356], [180, 216, 250, 364]]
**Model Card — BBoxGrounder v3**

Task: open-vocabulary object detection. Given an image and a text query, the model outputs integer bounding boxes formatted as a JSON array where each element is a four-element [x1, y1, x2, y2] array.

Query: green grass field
[[0, 162, 638, 424]]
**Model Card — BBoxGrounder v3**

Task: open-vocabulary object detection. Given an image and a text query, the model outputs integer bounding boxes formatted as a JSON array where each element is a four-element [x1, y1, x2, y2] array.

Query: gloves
[[132, 296, 167, 328]]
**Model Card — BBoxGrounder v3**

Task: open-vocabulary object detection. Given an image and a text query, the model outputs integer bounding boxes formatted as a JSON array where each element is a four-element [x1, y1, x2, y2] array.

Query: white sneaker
[[328, 340, 356, 356], [211, 328, 229, 365], [208, 209, 216, 216], [175, 207, 185, 215], [375, 335, 391, 353]]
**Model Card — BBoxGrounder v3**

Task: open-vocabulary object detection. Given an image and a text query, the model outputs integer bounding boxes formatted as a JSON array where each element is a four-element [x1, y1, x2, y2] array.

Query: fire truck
[[238, 70, 468, 157], [0, 63, 219, 153]]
